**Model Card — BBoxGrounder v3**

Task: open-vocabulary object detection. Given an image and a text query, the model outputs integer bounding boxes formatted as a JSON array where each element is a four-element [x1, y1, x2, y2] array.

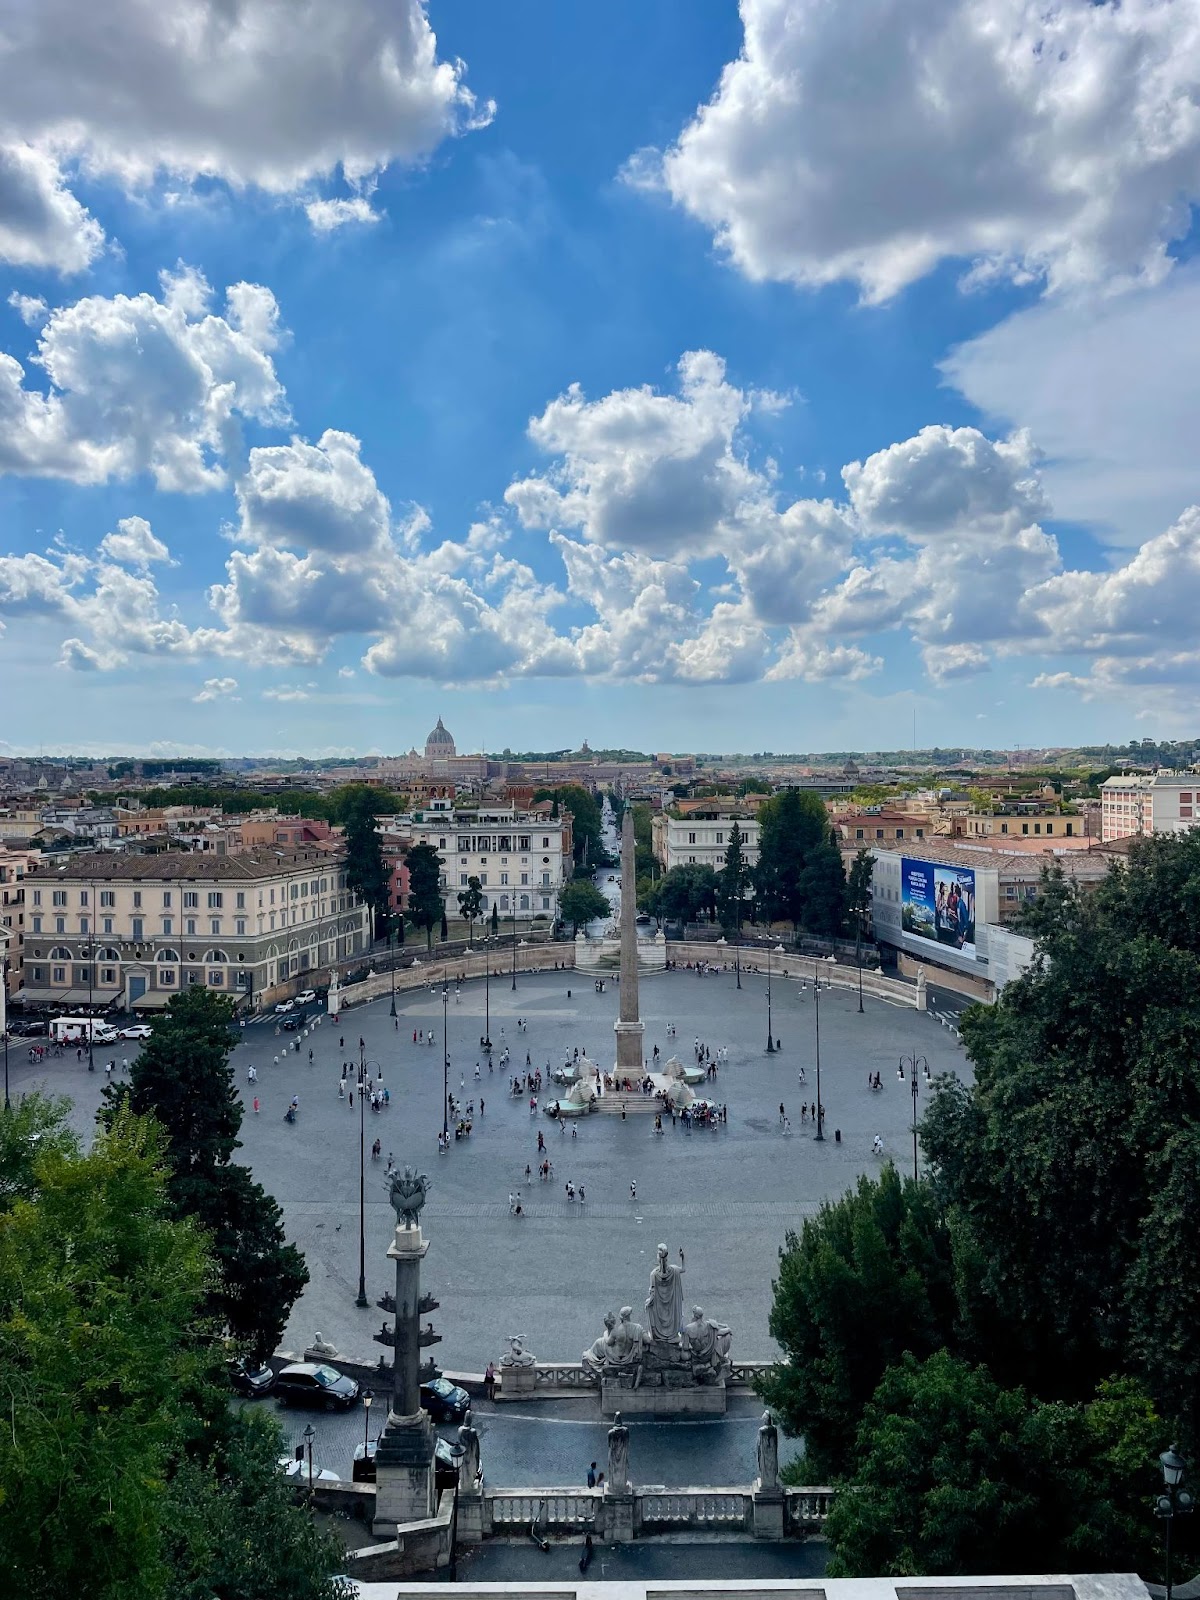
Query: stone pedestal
[[373, 1222, 436, 1536], [601, 1378, 726, 1417], [498, 1361, 536, 1397], [456, 1491, 483, 1543], [613, 1018, 645, 1072], [605, 1490, 634, 1543], [752, 1483, 785, 1539]]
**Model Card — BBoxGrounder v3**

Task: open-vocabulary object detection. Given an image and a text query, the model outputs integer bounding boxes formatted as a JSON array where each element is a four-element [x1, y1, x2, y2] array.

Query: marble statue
[[501, 1334, 535, 1368], [645, 1242, 685, 1343], [756, 1411, 779, 1490], [458, 1412, 482, 1491], [388, 1166, 430, 1229], [612, 1306, 645, 1372], [682, 1304, 732, 1381], [607, 1411, 629, 1492], [310, 1331, 338, 1356], [583, 1310, 617, 1374]]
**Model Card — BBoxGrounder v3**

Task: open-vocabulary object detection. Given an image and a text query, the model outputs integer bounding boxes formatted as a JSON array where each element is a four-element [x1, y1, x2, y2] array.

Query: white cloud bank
[[635, 0, 1200, 302]]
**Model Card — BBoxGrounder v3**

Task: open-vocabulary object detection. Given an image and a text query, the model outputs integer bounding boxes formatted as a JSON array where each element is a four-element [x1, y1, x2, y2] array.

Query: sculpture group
[[583, 1244, 731, 1389]]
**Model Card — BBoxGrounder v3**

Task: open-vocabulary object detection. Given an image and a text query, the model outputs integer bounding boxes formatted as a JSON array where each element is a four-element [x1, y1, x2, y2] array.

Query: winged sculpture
[[389, 1166, 430, 1228]]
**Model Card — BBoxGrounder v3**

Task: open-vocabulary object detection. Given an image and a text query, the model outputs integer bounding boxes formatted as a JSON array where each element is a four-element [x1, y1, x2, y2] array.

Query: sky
[[3, 0, 1200, 759]]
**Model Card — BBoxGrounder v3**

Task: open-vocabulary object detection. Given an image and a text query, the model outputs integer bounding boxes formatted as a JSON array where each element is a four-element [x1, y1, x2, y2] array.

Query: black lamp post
[[856, 908, 864, 1014], [302, 1422, 316, 1503], [2, 949, 9, 1111], [1156, 1446, 1194, 1600], [765, 945, 775, 1054], [362, 1389, 373, 1455], [813, 957, 825, 1141], [511, 901, 518, 992], [442, 981, 450, 1139], [85, 937, 95, 1075], [898, 1053, 928, 1182], [388, 915, 396, 1018], [355, 1045, 374, 1308], [483, 938, 491, 1051]]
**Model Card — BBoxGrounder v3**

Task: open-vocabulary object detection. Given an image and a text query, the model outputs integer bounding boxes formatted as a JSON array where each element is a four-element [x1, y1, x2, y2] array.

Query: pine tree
[[717, 821, 750, 933]]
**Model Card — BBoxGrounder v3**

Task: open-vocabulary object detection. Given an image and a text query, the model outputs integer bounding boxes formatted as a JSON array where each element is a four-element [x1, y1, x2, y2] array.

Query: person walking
[[253, 1095, 260, 1114], [630, 1179, 637, 1201], [587, 1462, 597, 1488], [484, 1362, 496, 1401]]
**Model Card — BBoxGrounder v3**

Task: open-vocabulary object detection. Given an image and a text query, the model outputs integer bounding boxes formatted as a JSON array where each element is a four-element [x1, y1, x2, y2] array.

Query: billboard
[[901, 857, 976, 959]]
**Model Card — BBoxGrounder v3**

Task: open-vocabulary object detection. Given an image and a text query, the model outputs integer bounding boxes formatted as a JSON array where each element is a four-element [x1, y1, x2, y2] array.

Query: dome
[[424, 717, 456, 759]]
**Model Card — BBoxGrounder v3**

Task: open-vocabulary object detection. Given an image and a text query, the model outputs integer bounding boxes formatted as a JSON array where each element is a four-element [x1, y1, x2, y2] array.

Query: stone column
[[614, 812, 645, 1074], [372, 1222, 436, 1535]]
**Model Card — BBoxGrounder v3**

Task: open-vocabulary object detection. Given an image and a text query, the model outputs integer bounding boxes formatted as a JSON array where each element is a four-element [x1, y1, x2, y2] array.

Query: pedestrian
[[679, 1246, 685, 1271], [508, 1191, 515, 1214], [386, 1152, 394, 1174], [578, 1184, 585, 1205], [630, 1179, 637, 1200], [349, 1088, 354, 1108], [571, 1124, 578, 1140], [587, 1462, 597, 1488], [526, 1164, 532, 1182], [485, 1362, 496, 1401], [340, 1036, 344, 1048], [253, 1096, 260, 1114]]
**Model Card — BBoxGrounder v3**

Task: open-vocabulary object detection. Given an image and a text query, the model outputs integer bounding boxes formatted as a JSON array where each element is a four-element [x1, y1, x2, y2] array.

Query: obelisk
[[613, 810, 645, 1073]]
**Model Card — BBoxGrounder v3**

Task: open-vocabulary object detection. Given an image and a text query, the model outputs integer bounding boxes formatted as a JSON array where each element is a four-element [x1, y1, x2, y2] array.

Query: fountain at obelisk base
[[613, 809, 646, 1075]]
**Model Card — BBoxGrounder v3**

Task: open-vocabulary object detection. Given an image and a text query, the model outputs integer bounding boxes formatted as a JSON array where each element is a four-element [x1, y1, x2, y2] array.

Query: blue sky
[[3, 0, 1200, 757]]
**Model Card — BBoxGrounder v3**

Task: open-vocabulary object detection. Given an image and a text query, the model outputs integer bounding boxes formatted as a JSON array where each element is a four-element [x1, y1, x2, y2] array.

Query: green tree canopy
[[457, 875, 484, 937], [339, 785, 390, 932], [404, 841, 445, 950], [559, 878, 610, 934], [716, 821, 751, 933], [648, 862, 718, 925], [534, 784, 605, 867], [755, 788, 847, 932]]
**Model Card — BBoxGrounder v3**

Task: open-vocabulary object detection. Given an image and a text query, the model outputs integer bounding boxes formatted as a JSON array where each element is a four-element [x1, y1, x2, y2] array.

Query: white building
[[1101, 772, 1200, 841], [651, 811, 761, 874], [385, 805, 570, 922], [22, 847, 371, 1011]]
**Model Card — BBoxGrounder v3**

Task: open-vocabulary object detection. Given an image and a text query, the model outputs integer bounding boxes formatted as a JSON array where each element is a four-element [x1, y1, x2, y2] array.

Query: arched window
[[203, 948, 229, 964], [98, 946, 120, 962], [499, 894, 509, 911], [50, 946, 70, 961], [157, 949, 180, 963]]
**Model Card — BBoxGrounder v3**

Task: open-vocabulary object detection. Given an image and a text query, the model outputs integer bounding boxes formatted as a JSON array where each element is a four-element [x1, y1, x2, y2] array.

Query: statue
[[310, 1331, 338, 1356], [583, 1310, 617, 1374], [756, 1410, 779, 1490], [388, 1166, 430, 1230], [645, 1242, 685, 1344], [457, 1411, 481, 1491], [607, 1410, 629, 1492], [681, 1304, 732, 1381], [501, 1334, 535, 1368]]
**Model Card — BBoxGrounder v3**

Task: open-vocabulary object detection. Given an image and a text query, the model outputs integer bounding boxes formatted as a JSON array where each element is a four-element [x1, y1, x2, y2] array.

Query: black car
[[281, 1016, 302, 1031], [228, 1357, 276, 1399], [275, 1362, 360, 1411], [420, 1377, 470, 1423]]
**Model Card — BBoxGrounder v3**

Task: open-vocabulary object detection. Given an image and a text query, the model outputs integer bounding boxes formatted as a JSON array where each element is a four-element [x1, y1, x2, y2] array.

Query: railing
[[486, 1489, 600, 1531], [532, 1363, 599, 1389], [785, 1486, 835, 1528], [727, 1360, 772, 1388], [638, 1491, 750, 1531]]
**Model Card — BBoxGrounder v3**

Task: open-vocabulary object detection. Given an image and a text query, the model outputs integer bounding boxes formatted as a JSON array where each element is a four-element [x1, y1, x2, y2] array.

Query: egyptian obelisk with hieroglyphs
[[613, 810, 645, 1073]]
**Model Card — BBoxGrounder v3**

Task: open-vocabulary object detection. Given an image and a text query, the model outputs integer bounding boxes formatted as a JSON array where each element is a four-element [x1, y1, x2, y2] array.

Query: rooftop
[[26, 846, 345, 882]]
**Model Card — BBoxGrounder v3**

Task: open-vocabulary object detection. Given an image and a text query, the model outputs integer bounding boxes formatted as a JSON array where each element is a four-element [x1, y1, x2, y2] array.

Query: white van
[[49, 1017, 118, 1044]]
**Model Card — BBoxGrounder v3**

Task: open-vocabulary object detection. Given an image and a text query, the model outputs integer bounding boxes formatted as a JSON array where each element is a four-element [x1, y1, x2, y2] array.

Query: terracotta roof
[[27, 846, 345, 881]]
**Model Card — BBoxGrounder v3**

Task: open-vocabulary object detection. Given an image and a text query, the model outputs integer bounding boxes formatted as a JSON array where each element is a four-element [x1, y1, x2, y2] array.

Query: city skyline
[[4, 2, 1200, 753]]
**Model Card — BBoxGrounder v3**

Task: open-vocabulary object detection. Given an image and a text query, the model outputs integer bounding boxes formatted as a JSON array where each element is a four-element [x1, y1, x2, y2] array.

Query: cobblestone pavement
[[12, 963, 968, 1377]]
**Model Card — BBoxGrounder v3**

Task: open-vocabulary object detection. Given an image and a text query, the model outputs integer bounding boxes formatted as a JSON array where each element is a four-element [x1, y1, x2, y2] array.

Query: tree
[[559, 879, 610, 934], [631, 803, 656, 877], [798, 835, 848, 936], [100, 987, 308, 1363], [755, 789, 831, 925], [846, 847, 874, 926], [457, 875, 484, 942], [737, 776, 772, 795], [338, 786, 390, 934], [716, 821, 751, 933], [824, 1353, 1164, 1578], [439, 908, 449, 942], [490, 901, 499, 935], [759, 1167, 960, 1477], [653, 863, 718, 925], [0, 1104, 210, 1599], [534, 784, 605, 868], [404, 842, 445, 951]]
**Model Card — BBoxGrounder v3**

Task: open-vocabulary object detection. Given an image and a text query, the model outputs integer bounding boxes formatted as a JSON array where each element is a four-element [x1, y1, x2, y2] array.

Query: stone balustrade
[[485, 1489, 601, 1535], [459, 1482, 832, 1544], [785, 1487, 836, 1528], [497, 1359, 773, 1399], [637, 1490, 751, 1532]]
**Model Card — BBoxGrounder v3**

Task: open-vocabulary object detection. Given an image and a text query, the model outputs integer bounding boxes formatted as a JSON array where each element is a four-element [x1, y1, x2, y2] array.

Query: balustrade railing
[[785, 1487, 835, 1527], [532, 1363, 599, 1389], [487, 1490, 600, 1530], [639, 1491, 750, 1530]]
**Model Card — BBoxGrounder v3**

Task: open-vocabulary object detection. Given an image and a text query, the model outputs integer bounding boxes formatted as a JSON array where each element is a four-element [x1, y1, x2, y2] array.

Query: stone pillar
[[372, 1223, 436, 1535], [614, 812, 644, 1074]]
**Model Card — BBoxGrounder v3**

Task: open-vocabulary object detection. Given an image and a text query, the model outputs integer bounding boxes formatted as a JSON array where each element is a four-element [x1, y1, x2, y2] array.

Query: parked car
[[420, 1376, 470, 1423], [118, 1024, 152, 1040], [352, 1434, 465, 1489], [228, 1357, 276, 1399], [6, 1019, 46, 1036], [281, 1016, 302, 1031], [275, 1000, 294, 1014], [296, 988, 317, 1005], [274, 1362, 360, 1411]]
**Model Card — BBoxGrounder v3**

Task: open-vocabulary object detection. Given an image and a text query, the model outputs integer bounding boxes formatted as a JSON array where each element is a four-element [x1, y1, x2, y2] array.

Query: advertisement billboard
[[901, 857, 976, 959]]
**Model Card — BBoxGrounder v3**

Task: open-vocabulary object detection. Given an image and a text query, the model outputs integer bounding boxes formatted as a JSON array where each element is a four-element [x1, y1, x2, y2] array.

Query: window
[[1022, 823, 1030, 835], [542, 896, 550, 910], [520, 894, 529, 910], [210, 918, 221, 935], [875, 829, 883, 840], [1000, 822, 1009, 834], [32, 889, 41, 907], [162, 891, 172, 908], [480, 873, 488, 886], [162, 918, 173, 935], [916, 829, 925, 839], [55, 917, 65, 934], [186, 918, 197, 936], [500, 895, 509, 911], [438, 838, 446, 850], [518, 836, 530, 851], [236, 891, 245, 909], [74, 965, 91, 985], [896, 829, 904, 839], [500, 872, 509, 886], [100, 967, 116, 986], [184, 891, 198, 909], [52, 890, 67, 907], [133, 891, 142, 908], [31, 915, 41, 933], [855, 828, 864, 840], [235, 919, 246, 936], [52, 966, 66, 984], [159, 968, 176, 986], [1045, 823, 1053, 834], [102, 917, 113, 934], [460, 873, 468, 886], [520, 872, 528, 885], [542, 837, 550, 848], [79, 889, 89, 906], [688, 832, 696, 844], [716, 833, 724, 845], [131, 918, 144, 940], [79, 916, 89, 934], [30, 966, 44, 982]]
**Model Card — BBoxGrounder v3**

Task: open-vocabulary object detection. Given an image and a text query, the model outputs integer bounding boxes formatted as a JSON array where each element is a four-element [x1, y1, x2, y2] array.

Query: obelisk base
[[373, 1408, 436, 1534], [614, 1019, 645, 1075]]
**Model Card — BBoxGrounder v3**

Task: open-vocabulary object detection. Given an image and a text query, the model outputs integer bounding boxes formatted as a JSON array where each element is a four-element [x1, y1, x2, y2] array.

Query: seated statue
[[310, 1330, 338, 1356], [582, 1310, 617, 1374], [681, 1304, 732, 1381]]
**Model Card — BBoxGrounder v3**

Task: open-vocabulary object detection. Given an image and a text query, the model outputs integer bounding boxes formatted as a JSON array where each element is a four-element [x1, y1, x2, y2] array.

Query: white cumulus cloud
[[193, 676, 240, 702]]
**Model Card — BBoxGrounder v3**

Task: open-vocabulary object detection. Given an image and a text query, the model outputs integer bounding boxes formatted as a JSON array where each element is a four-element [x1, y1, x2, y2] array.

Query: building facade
[[1101, 772, 1200, 841], [0, 846, 35, 1001], [651, 811, 761, 873], [21, 848, 371, 1012], [383, 805, 570, 921]]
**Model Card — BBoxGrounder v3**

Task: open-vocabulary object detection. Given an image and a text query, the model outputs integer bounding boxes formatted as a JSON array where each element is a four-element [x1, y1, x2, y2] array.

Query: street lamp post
[[813, 957, 825, 1141], [765, 944, 775, 1054], [302, 1422, 316, 1504], [2, 949, 9, 1111], [898, 1053, 928, 1182], [511, 901, 518, 992], [1156, 1446, 1194, 1600], [354, 1044, 372, 1308], [442, 982, 450, 1139], [388, 915, 396, 1019], [483, 939, 491, 1051], [85, 938, 95, 1075], [856, 909, 864, 1015], [362, 1389, 373, 1455]]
